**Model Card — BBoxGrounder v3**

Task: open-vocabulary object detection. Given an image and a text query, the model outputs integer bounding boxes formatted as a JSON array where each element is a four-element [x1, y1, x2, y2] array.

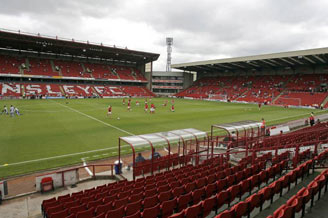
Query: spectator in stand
[[309, 112, 315, 126], [135, 153, 145, 163]]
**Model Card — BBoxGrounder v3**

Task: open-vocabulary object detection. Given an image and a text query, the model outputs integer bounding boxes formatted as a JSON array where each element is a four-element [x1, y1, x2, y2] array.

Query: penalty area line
[[52, 100, 134, 136]]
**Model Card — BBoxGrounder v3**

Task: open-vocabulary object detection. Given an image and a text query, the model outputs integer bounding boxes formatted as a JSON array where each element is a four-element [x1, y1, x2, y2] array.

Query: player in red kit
[[122, 98, 126, 105], [127, 100, 131, 111], [107, 105, 112, 118], [150, 103, 155, 114], [171, 104, 175, 112], [144, 103, 148, 113]]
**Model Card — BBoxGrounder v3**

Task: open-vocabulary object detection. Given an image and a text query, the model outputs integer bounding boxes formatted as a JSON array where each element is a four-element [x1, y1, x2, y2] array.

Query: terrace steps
[[50, 60, 62, 76], [320, 95, 328, 108], [272, 91, 285, 104], [235, 89, 250, 101]]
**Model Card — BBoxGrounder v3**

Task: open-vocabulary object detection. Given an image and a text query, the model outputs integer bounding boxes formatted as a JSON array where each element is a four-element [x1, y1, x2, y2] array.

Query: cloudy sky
[[1, 0, 328, 70]]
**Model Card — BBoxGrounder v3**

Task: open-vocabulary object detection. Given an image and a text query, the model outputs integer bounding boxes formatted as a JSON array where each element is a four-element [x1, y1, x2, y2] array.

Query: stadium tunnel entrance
[[118, 128, 209, 180]]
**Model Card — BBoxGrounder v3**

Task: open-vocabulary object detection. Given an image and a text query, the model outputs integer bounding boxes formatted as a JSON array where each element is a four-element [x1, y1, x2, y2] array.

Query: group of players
[[1, 105, 21, 117], [107, 98, 175, 118]]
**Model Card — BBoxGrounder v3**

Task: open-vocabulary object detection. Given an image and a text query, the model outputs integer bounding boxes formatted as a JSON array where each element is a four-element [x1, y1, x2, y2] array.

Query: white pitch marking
[[164, 147, 173, 155], [0, 145, 129, 168], [2, 106, 326, 168], [81, 158, 93, 176], [52, 100, 134, 136]]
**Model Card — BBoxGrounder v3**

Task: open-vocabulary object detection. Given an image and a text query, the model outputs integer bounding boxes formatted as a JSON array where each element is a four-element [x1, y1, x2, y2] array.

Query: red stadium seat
[[76, 207, 95, 218], [106, 205, 125, 218], [142, 203, 160, 218], [125, 199, 142, 216], [168, 210, 184, 218], [233, 201, 248, 218], [49, 208, 69, 218], [161, 197, 178, 218], [184, 201, 202, 218], [192, 187, 205, 204], [159, 190, 173, 203], [113, 197, 129, 209], [95, 202, 113, 215], [124, 211, 141, 218], [177, 192, 192, 212], [215, 208, 235, 218], [202, 195, 216, 217]]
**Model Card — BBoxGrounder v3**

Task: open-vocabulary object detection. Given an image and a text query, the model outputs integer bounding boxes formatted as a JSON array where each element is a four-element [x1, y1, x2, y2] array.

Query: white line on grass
[[52, 100, 134, 136], [2, 108, 326, 168], [0, 145, 130, 168], [81, 158, 93, 176]]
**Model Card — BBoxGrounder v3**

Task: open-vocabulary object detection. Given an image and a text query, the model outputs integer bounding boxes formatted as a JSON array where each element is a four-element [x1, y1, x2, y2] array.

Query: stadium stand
[[40, 122, 328, 218], [0, 82, 155, 98], [41, 151, 293, 218], [0, 55, 22, 74], [27, 58, 59, 76], [176, 74, 328, 107]]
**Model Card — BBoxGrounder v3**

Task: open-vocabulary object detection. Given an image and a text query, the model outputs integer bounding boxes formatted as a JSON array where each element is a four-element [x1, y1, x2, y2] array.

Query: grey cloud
[[1, 0, 328, 70]]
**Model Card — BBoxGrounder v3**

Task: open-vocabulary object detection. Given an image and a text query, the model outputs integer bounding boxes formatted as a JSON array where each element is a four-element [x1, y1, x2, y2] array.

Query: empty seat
[[177, 192, 192, 212], [95, 202, 113, 215], [159, 190, 173, 203], [106, 205, 125, 218], [143, 195, 159, 209], [49, 208, 69, 218], [125, 199, 142, 216], [76, 207, 95, 218], [192, 187, 205, 204], [113, 197, 129, 209], [184, 201, 202, 218], [202, 195, 216, 217], [161, 197, 177, 218], [142, 203, 160, 218]]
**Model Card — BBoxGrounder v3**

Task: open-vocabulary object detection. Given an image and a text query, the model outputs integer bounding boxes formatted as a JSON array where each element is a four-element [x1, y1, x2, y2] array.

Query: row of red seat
[[0, 82, 155, 97], [165, 151, 291, 218], [258, 123, 328, 149], [315, 147, 328, 167], [169, 159, 289, 218], [134, 154, 193, 177], [175, 74, 328, 107], [0, 55, 147, 82], [268, 160, 327, 218], [215, 159, 314, 218], [41, 159, 223, 218], [41, 151, 289, 218]]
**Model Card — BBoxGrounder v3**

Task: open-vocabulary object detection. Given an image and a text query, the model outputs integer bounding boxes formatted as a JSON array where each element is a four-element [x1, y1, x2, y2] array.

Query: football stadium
[[1, 3, 328, 218]]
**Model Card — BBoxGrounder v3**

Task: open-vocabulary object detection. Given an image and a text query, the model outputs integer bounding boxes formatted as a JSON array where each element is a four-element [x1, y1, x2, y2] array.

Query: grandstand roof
[[172, 47, 328, 73], [0, 29, 159, 64]]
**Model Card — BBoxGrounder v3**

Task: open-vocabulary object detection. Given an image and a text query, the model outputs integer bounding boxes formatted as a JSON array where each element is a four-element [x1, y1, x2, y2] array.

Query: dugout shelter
[[118, 128, 209, 180], [210, 120, 262, 154]]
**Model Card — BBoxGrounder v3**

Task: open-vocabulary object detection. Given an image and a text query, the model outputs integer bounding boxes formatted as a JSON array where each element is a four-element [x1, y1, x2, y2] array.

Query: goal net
[[208, 94, 228, 101], [276, 97, 302, 106]]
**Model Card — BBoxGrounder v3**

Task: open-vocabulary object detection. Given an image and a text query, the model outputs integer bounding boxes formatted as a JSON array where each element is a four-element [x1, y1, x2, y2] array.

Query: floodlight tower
[[166, 37, 173, 72]]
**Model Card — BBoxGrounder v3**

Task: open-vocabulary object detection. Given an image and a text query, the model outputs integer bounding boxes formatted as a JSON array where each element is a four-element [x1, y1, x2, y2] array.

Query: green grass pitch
[[0, 98, 326, 178]]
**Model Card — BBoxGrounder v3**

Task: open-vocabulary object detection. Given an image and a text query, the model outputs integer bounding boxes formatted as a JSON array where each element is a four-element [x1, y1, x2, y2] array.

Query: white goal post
[[276, 97, 302, 106], [208, 94, 228, 101]]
